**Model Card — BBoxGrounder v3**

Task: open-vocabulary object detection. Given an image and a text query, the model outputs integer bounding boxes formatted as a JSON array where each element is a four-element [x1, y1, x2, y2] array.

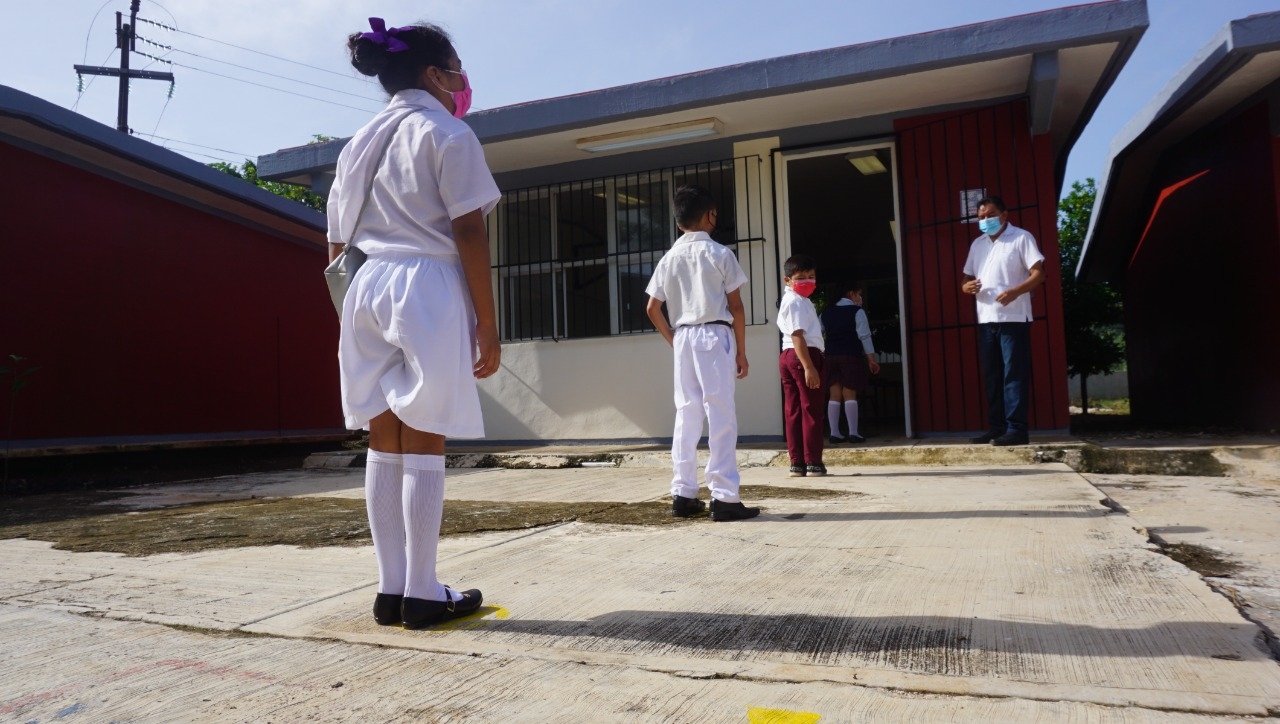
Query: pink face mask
[[791, 279, 817, 298], [435, 69, 472, 118]]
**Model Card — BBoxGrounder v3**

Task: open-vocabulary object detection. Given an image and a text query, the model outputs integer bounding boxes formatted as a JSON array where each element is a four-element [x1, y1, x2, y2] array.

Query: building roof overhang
[[259, 1, 1148, 192], [1078, 10, 1280, 283], [0, 85, 327, 250]]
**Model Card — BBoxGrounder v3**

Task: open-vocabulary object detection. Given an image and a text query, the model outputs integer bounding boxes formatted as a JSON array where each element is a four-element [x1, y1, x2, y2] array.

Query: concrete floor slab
[[239, 465, 1280, 716], [0, 606, 1254, 723]]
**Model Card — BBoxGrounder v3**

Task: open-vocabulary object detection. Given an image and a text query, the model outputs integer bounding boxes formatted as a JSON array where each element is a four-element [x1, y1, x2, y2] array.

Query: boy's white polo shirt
[[646, 231, 748, 326], [778, 288, 824, 352], [962, 223, 1046, 324]]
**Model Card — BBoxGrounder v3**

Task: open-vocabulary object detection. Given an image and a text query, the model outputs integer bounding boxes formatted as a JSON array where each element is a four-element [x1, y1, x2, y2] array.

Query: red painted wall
[[0, 143, 342, 442], [1123, 102, 1280, 428], [894, 100, 1070, 434]]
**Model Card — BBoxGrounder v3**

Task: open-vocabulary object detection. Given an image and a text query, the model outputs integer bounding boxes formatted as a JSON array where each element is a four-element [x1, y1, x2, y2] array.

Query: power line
[[166, 61, 380, 113], [134, 131, 254, 159], [137, 16, 360, 80], [136, 35, 382, 104]]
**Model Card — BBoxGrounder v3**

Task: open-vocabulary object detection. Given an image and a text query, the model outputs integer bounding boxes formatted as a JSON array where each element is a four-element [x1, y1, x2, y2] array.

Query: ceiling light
[[846, 151, 887, 175], [577, 118, 723, 153]]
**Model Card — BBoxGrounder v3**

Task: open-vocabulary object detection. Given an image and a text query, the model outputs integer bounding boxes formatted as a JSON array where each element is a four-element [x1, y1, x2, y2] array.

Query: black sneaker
[[828, 435, 847, 444], [788, 464, 807, 477], [847, 434, 866, 444], [991, 432, 1030, 447], [806, 463, 828, 477], [671, 494, 707, 518], [970, 430, 1004, 444], [710, 499, 760, 522]]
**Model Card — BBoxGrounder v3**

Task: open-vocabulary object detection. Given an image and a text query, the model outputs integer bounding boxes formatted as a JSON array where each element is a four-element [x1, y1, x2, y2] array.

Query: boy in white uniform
[[645, 185, 759, 522]]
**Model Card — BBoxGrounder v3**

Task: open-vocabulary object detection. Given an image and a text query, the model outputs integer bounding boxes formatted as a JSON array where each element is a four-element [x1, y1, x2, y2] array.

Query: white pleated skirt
[[338, 252, 484, 438]]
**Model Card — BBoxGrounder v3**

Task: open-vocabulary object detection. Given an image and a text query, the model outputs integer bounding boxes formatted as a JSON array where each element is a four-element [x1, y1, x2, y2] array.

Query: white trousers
[[670, 325, 741, 502]]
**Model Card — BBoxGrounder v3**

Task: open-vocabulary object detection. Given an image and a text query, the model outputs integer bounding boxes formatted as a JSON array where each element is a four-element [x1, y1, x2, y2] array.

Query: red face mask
[[791, 279, 817, 298]]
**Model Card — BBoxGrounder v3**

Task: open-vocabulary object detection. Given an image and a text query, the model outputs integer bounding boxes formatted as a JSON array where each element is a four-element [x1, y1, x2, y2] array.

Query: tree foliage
[[1057, 178, 1125, 410], [210, 159, 326, 213]]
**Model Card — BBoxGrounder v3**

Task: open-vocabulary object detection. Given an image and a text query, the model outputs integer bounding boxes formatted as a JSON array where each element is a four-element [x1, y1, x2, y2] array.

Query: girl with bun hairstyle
[[330, 18, 498, 630]]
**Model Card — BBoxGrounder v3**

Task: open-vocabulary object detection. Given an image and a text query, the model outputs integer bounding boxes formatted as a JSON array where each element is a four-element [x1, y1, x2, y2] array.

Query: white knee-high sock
[[827, 401, 843, 438], [365, 450, 406, 595], [402, 453, 447, 602], [844, 400, 860, 436]]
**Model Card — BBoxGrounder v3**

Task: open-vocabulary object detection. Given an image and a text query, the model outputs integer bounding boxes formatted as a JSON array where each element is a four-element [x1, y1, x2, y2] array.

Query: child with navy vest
[[820, 281, 880, 443]]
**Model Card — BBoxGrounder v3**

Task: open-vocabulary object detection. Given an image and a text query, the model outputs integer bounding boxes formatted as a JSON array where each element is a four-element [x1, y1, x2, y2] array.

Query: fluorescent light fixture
[[846, 150, 888, 175], [577, 118, 723, 153]]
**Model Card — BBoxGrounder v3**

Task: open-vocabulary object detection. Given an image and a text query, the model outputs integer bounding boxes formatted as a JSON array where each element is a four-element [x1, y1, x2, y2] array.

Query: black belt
[[678, 320, 732, 329]]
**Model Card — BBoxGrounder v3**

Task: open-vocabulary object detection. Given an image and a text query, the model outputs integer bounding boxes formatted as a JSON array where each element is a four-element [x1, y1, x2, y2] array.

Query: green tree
[[211, 159, 326, 213], [1058, 178, 1125, 414]]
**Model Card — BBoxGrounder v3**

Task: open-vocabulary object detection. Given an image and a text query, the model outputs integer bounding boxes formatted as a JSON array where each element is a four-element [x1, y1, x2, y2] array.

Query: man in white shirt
[[646, 185, 759, 522], [961, 195, 1046, 446]]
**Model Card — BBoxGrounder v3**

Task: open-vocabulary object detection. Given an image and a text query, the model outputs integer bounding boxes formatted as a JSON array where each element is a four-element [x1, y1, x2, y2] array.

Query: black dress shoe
[[991, 432, 1030, 447], [970, 430, 1004, 444], [828, 435, 847, 444], [847, 434, 866, 444], [402, 587, 484, 629], [672, 494, 707, 518], [710, 499, 760, 522], [373, 593, 403, 626]]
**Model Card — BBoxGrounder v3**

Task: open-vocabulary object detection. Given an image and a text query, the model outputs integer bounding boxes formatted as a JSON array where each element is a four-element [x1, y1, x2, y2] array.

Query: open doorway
[[780, 144, 908, 438]]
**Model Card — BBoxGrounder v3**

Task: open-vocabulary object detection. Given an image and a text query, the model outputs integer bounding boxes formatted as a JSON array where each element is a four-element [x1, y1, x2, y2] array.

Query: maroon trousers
[[779, 348, 826, 465]]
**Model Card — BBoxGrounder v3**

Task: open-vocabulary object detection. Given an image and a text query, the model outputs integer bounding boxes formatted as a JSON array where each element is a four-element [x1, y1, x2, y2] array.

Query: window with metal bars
[[491, 156, 770, 342]]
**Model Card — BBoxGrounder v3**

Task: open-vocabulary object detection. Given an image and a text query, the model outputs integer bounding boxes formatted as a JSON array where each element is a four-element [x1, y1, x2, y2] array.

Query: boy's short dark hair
[[976, 195, 1007, 213], [837, 280, 865, 296], [674, 185, 717, 229], [783, 254, 817, 278]]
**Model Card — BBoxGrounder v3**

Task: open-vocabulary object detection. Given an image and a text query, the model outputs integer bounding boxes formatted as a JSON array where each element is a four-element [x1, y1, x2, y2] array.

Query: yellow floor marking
[[430, 604, 510, 632], [747, 707, 821, 724]]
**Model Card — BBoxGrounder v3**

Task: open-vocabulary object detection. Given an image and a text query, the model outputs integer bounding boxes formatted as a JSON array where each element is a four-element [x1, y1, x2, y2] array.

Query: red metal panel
[[894, 99, 1070, 434], [0, 143, 340, 441]]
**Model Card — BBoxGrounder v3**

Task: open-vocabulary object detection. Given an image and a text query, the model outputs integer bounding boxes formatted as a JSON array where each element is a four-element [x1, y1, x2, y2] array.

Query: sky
[[4, 0, 1275, 197]]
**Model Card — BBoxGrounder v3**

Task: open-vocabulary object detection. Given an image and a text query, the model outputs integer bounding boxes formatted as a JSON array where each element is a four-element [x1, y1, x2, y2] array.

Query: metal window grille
[[491, 156, 770, 342]]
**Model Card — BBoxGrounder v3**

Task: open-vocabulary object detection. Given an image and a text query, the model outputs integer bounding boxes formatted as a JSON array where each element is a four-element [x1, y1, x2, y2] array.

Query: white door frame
[[774, 139, 914, 438]]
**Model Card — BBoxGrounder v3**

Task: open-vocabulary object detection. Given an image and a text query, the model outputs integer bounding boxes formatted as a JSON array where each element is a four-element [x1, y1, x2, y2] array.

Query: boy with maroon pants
[[777, 255, 826, 477]]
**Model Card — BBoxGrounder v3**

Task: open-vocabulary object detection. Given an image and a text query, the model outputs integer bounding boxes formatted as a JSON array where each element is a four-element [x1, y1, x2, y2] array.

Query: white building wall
[[475, 136, 784, 441]]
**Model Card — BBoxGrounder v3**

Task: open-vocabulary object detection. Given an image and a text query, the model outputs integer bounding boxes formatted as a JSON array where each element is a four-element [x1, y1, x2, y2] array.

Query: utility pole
[[73, 0, 174, 133]]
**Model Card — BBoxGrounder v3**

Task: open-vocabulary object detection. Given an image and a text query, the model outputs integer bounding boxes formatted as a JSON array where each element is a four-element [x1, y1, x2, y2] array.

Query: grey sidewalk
[[2, 455, 1279, 722]]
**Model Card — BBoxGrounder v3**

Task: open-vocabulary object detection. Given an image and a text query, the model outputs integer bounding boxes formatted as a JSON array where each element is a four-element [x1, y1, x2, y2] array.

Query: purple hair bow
[[360, 17, 409, 53]]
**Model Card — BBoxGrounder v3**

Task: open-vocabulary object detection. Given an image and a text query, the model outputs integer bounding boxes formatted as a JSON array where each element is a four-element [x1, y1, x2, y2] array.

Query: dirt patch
[[737, 484, 856, 500], [1075, 446, 1228, 477], [1156, 541, 1244, 578]]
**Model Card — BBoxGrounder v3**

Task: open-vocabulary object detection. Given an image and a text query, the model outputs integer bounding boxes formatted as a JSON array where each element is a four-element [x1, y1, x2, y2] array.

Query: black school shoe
[[847, 434, 866, 444], [373, 593, 404, 626], [710, 499, 760, 522], [806, 463, 828, 477], [402, 588, 483, 630], [828, 435, 846, 444], [970, 430, 1004, 444], [991, 432, 1030, 447], [788, 464, 807, 477], [672, 495, 707, 517]]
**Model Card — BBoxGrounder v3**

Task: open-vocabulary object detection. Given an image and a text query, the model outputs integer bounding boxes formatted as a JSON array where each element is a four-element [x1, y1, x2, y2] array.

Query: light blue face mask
[[978, 217, 1003, 236]]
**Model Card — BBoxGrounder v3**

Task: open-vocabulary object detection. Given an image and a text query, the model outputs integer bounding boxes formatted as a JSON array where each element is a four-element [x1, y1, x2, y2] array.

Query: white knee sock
[[844, 400, 860, 436], [827, 401, 843, 438], [365, 450, 406, 595], [402, 453, 447, 602]]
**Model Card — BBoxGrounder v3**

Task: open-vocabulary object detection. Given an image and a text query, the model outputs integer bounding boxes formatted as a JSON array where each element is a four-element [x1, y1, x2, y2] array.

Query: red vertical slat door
[[894, 100, 1070, 435]]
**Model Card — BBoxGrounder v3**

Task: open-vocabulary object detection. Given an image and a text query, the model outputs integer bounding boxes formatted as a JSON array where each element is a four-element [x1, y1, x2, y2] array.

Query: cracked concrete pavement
[[2, 455, 1279, 722]]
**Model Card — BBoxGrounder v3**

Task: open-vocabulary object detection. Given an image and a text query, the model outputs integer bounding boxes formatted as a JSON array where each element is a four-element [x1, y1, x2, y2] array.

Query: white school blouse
[[778, 288, 824, 352], [962, 224, 1046, 324], [327, 89, 501, 256]]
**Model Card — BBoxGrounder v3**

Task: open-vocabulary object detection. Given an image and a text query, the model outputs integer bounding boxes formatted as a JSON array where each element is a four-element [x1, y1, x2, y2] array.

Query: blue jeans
[[978, 322, 1031, 435]]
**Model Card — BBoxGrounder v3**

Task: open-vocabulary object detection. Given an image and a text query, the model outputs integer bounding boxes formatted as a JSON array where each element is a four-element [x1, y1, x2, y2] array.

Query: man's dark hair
[[348, 23, 456, 96], [783, 254, 817, 278], [674, 185, 717, 229], [976, 195, 1007, 213]]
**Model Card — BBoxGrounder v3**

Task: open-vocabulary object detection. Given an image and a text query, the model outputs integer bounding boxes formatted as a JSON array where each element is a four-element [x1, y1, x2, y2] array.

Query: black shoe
[[672, 494, 707, 518], [402, 587, 483, 629], [806, 463, 828, 477], [373, 593, 403, 626], [970, 430, 1004, 444], [828, 435, 847, 444], [788, 464, 807, 477], [710, 499, 760, 522], [847, 434, 866, 444], [991, 432, 1029, 447]]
